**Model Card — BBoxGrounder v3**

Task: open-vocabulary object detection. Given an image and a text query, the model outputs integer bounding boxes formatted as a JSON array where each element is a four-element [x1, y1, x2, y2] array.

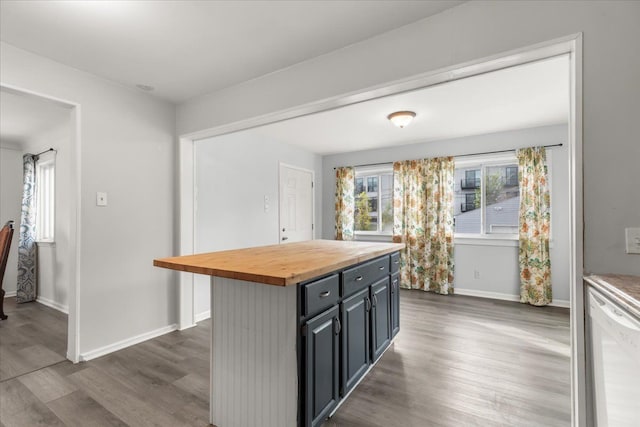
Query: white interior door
[[279, 164, 313, 243]]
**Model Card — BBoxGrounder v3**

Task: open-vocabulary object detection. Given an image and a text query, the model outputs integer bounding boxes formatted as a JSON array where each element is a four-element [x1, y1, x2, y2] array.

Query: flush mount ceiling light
[[387, 111, 416, 128]]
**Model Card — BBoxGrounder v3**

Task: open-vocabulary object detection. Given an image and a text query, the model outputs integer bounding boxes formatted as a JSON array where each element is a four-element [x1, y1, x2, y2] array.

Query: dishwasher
[[587, 285, 640, 427]]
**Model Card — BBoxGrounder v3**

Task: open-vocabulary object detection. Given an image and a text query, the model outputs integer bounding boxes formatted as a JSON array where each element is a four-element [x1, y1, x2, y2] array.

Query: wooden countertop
[[585, 274, 640, 315], [154, 240, 405, 286]]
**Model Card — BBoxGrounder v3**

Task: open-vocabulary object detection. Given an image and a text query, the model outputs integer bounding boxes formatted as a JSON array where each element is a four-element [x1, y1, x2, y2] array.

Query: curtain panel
[[334, 166, 355, 241], [392, 157, 455, 294], [517, 147, 552, 306], [17, 154, 37, 303]]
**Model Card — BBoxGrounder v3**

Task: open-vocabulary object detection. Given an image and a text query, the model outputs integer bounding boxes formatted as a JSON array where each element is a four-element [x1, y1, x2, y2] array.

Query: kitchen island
[[154, 240, 404, 427]]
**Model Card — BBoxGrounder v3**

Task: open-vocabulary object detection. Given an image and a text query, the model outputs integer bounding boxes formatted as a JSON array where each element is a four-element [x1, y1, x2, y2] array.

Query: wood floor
[[0, 291, 570, 427], [0, 298, 67, 382]]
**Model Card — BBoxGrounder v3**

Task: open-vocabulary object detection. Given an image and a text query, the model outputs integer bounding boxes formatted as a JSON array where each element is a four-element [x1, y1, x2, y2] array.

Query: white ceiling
[[240, 55, 569, 155], [0, 89, 71, 147], [0, 0, 464, 103]]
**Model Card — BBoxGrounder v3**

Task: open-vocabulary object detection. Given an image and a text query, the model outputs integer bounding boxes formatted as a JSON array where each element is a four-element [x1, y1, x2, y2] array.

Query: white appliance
[[588, 286, 640, 427]]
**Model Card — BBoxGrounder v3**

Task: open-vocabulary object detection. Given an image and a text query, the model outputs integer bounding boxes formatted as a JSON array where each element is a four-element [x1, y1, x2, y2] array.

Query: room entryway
[[279, 163, 314, 244], [0, 84, 81, 363]]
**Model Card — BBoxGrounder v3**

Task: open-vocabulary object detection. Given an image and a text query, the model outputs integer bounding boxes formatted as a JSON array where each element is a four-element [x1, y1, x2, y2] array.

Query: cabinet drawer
[[342, 256, 389, 298], [390, 252, 400, 274], [303, 274, 339, 317]]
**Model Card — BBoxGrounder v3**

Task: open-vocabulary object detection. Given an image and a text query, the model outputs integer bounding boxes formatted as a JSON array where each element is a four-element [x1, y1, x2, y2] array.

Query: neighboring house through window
[[354, 165, 393, 235], [454, 153, 521, 237]]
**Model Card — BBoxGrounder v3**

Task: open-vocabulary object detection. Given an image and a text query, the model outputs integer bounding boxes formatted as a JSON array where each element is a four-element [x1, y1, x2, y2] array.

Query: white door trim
[[0, 82, 83, 363], [278, 162, 315, 243], [177, 33, 584, 425]]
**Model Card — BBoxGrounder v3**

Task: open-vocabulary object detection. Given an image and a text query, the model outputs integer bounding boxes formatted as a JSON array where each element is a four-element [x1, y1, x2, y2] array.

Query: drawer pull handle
[[319, 291, 331, 298], [394, 260, 399, 265], [355, 276, 363, 281], [378, 266, 385, 271]]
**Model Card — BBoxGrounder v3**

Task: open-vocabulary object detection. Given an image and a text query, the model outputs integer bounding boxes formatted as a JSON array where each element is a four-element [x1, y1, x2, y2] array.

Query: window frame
[[353, 164, 393, 237], [35, 154, 56, 243], [454, 153, 520, 241]]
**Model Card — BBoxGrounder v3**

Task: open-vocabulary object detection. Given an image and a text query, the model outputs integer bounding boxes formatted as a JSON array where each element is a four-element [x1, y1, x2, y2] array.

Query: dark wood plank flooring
[[0, 298, 67, 382], [0, 291, 570, 426]]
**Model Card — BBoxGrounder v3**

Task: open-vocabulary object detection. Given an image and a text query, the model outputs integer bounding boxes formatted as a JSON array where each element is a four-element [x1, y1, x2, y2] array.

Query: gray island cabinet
[[154, 240, 404, 427]]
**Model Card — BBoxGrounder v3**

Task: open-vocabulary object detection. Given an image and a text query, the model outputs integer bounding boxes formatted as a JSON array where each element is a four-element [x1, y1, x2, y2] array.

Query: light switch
[[625, 227, 640, 254], [96, 192, 108, 207]]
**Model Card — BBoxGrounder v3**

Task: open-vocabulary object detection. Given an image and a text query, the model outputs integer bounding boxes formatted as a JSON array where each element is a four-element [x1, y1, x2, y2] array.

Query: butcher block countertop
[[154, 240, 405, 286], [585, 274, 640, 315]]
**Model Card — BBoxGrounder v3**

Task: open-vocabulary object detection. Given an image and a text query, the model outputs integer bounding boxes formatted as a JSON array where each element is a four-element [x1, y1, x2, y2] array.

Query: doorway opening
[[177, 34, 583, 424], [0, 84, 82, 366], [279, 163, 314, 244]]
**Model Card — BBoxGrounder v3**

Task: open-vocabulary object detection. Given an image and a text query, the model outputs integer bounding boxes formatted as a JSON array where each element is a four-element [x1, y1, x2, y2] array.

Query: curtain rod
[[33, 147, 56, 157], [333, 143, 563, 170]]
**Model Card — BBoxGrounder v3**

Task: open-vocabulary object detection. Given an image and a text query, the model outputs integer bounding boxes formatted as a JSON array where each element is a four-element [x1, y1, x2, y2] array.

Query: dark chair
[[0, 220, 15, 320]]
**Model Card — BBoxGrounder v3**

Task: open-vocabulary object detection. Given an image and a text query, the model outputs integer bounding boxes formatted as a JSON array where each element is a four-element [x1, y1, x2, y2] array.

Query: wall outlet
[[96, 192, 107, 207], [474, 270, 480, 279], [625, 227, 640, 254]]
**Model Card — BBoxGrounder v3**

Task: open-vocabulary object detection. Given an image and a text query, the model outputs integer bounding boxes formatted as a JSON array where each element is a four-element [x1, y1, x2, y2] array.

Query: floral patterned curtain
[[392, 157, 455, 294], [17, 154, 37, 303], [334, 167, 355, 241], [517, 147, 551, 306]]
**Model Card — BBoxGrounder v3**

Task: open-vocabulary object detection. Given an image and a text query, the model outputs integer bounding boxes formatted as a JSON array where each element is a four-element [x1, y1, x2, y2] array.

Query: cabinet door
[[305, 305, 340, 427], [390, 272, 400, 338], [371, 277, 391, 362], [341, 287, 370, 395]]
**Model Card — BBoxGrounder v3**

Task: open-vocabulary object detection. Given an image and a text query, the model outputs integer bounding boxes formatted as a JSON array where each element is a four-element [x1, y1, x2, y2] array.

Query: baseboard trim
[[4, 290, 16, 298], [455, 288, 570, 308], [79, 323, 178, 362], [194, 310, 211, 323], [36, 296, 69, 314]]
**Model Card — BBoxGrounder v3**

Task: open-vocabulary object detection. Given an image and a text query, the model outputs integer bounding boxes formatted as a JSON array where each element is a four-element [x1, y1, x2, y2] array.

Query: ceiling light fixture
[[387, 111, 416, 128]]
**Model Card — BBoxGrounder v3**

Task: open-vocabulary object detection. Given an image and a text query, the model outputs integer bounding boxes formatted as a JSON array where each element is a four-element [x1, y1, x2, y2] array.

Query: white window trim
[[454, 153, 517, 240], [35, 153, 55, 243], [454, 149, 553, 241], [354, 164, 393, 237]]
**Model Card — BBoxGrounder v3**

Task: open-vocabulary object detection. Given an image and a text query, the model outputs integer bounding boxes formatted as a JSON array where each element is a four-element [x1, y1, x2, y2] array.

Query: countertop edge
[[154, 243, 403, 286], [584, 275, 640, 317]]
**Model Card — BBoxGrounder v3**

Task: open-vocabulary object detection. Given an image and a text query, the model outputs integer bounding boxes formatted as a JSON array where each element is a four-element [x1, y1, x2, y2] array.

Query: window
[[354, 166, 393, 235], [35, 156, 55, 242], [454, 155, 520, 237]]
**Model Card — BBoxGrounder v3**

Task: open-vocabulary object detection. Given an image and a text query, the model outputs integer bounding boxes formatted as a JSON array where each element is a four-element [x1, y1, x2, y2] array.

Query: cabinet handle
[[319, 290, 331, 298], [372, 294, 378, 307], [334, 317, 341, 335], [393, 279, 398, 291], [365, 297, 371, 312], [378, 266, 385, 271], [355, 276, 363, 281], [394, 260, 399, 265], [282, 236, 288, 241]]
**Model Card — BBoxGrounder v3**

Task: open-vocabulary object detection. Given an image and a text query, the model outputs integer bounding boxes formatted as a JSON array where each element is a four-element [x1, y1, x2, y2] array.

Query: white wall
[[0, 144, 23, 295], [322, 125, 570, 303], [1, 42, 177, 357], [193, 132, 322, 317], [177, 0, 640, 276], [21, 117, 72, 312]]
